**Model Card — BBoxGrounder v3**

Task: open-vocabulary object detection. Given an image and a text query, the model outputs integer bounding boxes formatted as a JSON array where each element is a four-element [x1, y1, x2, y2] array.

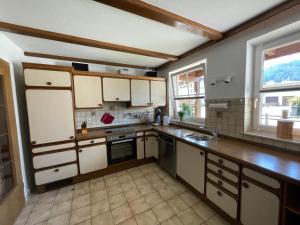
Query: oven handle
[[110, 139, 134, 144]]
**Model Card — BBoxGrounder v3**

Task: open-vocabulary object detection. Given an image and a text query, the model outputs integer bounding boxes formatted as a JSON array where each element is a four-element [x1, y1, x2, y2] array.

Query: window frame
[[253, 33, 300, 135]]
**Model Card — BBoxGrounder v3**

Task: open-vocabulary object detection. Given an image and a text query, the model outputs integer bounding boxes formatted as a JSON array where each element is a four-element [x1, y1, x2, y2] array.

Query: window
[[171, 62, 206, 122], [254, 37, 300, 134]]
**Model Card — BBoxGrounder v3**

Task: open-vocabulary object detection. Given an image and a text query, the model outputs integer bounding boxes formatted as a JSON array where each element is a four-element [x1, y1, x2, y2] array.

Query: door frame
[[0, 58, 24, 225]]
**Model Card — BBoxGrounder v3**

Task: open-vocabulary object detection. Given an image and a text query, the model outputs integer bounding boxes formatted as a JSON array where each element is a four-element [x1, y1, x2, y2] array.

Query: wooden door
[[78, 144, 107, 174], [73, 75, 103, 108], [26, 89, 75, 145], [150, 81, 166, 106], [136, 137, 145, 160], [131, 79, 150, 106], [102, 77, 130, 101]]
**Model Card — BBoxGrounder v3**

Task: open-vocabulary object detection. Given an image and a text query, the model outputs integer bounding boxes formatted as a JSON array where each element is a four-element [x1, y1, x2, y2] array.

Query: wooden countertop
[[76, 125, 300, 183]]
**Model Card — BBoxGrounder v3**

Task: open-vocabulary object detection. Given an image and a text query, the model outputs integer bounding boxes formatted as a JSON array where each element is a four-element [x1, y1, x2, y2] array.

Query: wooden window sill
[[244, 131, 300, 145]]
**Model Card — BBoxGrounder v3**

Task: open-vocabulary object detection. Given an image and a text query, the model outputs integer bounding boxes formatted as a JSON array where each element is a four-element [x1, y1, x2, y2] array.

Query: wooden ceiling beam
[[94, 0, 223, 40], [0, 21, 178, 61], [24, 51, 150, 69]]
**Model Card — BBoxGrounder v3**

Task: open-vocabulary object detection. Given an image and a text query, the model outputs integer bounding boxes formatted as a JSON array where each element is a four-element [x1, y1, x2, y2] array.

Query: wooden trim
[[33, 161, 77, 172], [0, 21, 177, 60], [25, 86, 72, 90], [24, 51, 150, 70], [156, 0, 300, 69], [207, 158, 240, 176], [22, 62, 73, 72], [207, 168, 239, 187], [100, 72, 166, 81], [32, 147, 77, 156], [206, 178, 239, 201], [94, 0, 223, 40]]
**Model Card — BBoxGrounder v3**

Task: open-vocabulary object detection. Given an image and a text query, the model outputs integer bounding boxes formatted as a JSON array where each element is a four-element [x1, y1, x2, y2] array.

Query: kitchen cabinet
[[26, 89, 75, 145], [136, 137, 145, 160], [145, 136, 158, 159], [78, 144, 107, 174], [150, 80, 166, 106], [73, 75, 103, 108], [131, 79, 150, 106], [176, 141, 205, 193], [102, 77, 130, 101]]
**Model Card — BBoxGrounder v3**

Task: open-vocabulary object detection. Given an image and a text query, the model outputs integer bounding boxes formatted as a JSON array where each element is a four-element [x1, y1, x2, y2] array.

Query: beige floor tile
[[129, 197, 150, 215], [75, 181, 90, 190], [122, 181, 137, 192], [90, 177, 103, 184], [125, 188, 142, 202], [177, 208, 203, 225], [144, 192, 163, 208], [48, 212, 70, 225], [152, 202, 175, 223], [26, 209, 51, 225], [112, 203, 133, 224], [145, 173, 161, 182], [192, 201, 215, 221], [157, 186, 177, 201], [105, 176, 119, 187], [55, 190, 73, 204], [205, 214, 230, 225], [138, 184, 155, 196], [74, 187, 90, 199], [58, 185, 74, 194], [134, 178, 150, 187], [180, 192, 200, 206], [118, 174, 133, 184], [151, 179, 168, 190], [70, 205, 91, 225], [135, 210, 159, 225], [91, 198, 110, 217], [167, 196, 189, 214], [51, 200, 72, 217], [109, 193, 127, 209], [118, 218, 138, 225], [169, 182, 187, 194], [91, 190, 108, 204], [72, 193, 91, 210], [160, 216, 184, 225], [90, 180, 105, 193], [92, 211, 114, 225], [107, 184, 123, 196], [130, 170, 144, 179], [34, 221, 48, 225], [77, 219, 92, 225]]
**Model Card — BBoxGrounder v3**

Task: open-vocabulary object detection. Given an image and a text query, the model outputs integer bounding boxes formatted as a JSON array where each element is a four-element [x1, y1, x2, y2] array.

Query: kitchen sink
[[184, 133, 215, 142]]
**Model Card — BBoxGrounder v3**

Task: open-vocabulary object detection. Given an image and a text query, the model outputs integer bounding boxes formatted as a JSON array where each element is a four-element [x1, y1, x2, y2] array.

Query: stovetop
[[104, 127, 135, 134]]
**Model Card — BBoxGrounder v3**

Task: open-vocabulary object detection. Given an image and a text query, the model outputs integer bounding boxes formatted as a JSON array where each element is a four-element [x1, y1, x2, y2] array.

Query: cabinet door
[[145, 137, 154, 158], [240, 180, 280, 225], [131, 79, 150, 106], [152, 136, 158, 159], [136, 137, 145, 160], [176, 141, 205, 193], [78, 144, 107, 174], [102, 77, 130, 101], [74, 75, 102, 108], [150, 81, 166, 106], [26, 89, 75, 145]]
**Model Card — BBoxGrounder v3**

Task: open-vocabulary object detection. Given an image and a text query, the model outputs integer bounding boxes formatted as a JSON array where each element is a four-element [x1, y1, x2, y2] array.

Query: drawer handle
[[155, 138, 158, 141], [90, 140, 94, 144], [146, 138, 148, 141], [79, 149, 82, 153], [200, 151, 204, 156], [217, 191, 222, 197], [141, 138, 144, 141], [46, 81, 52, 85], [70, 136, 74, 139], [218, 159, 224, 164], [217, 169, 223, 175], [242, 182, 249, 188], [98, 104, 102, 106], [217, 180, 223, 186], [31, 141, 37, 145], [116, 97, 119, 100], [54, 168, 59, 172]]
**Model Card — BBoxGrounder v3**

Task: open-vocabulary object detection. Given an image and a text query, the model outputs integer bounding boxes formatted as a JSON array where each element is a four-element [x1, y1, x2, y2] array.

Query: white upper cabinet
[[26, 89, 75, 145], [24, 69, 71, 87], [131, 79, 150, 106], [73, 75, 103, 108], [150, 80, 166, 106], [102, 77, 130, 101]]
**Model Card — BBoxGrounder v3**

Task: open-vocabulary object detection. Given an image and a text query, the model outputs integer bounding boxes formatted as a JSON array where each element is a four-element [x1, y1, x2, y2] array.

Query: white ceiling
[[0, 0, 287, 68]]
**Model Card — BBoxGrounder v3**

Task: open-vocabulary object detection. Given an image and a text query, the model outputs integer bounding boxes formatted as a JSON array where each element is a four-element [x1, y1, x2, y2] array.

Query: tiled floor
[[14, 163, 230, 225]]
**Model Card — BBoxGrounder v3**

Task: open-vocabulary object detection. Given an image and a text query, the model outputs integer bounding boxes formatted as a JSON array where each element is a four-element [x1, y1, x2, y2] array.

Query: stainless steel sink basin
[[184, 133, 215, 142]]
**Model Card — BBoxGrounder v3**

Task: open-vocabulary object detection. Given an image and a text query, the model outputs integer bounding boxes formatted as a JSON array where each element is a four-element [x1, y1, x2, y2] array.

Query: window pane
[[187, 70, 205, 97], [263, 42, 300, 89], [175, 99, 205, 119], [260, 91, 300, 128], [172, 73, 188, 97]]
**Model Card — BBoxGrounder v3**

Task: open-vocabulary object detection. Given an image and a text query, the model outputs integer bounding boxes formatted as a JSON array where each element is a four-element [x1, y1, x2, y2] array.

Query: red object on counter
[[101, 112, 114, 124]]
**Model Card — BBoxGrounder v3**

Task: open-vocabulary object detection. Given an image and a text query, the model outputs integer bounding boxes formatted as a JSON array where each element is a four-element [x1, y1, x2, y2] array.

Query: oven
[[107, 132, 137, 165]]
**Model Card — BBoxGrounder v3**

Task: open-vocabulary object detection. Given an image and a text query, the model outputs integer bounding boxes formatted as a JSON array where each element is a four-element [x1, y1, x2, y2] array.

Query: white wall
[[158, 5, 300, 99]]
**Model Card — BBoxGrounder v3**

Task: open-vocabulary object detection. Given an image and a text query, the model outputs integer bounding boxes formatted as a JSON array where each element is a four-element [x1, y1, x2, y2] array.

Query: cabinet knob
[[242, 182, 249, 188], [116, 97, 119, 100], [146, 138, 148, 141], [70, 136, 74, 139], [54, 168, 59, 172], [217, 191, 222, 197], [98, 104, 102, 106], [31, 141, 37, 145], [90, 140, 94, 144], [200, 151, 204, 156], [141, 138, 144, 141], [217, 169, 223, 175], [79, 149, 82, 153], [218, 159, 223, 165], [46, 81, 52, 86], [217, 180, 223, 186]]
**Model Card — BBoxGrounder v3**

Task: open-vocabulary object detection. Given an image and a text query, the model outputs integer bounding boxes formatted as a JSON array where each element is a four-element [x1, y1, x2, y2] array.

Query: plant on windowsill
[[178, 111, 185, 121], [289, 96, 300, 116], [181, 103, 192, 117]]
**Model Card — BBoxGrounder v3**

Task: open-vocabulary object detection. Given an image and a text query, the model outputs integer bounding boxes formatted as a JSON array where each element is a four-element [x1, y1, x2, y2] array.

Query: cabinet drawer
[[207, 163, 238, 183], [206, 182, 238, 219], [35, 164, 78, 185], [207, 172, 238, 195], [78, 138, 106, 146], [207, 153, 239, 171], [33, 150, 77, 169], [242, 168, 280, 189], [145, 131, 157, 136], [24, 69, 71, 87], [32, 142, 76, 154]]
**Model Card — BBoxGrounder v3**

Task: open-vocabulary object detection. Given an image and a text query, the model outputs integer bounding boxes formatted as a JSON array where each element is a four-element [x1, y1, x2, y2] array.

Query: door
[[102, 77, 130, 101], [145, 136, 158, 159], [150, 81, 166, 106], [78, 144, 107, 174], [131, 79, 150, 106], [177, 141, 205, 193], [26, 89, 75, 145], [240, 179, 280, 225], [0, 59, 24, 225], [136, 137, 145, 160], [73, 75, 103, 108]]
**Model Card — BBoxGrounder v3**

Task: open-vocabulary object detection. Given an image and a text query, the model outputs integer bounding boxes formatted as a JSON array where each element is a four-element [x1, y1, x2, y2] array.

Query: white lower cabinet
[[145, 136, 158, 159], [136, 137, 145, 160], [240, 179, 280, 225], [176, 141, 205, 194], [78, 144, 107, 174]]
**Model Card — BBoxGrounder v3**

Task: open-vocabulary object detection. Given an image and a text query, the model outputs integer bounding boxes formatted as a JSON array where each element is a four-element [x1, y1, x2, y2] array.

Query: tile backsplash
[[75, 102, 154, 129]]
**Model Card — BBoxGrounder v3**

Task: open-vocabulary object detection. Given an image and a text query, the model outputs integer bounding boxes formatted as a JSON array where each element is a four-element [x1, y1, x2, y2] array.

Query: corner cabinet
[[102, 77, 130, 101], [131, 79, 150, 106], [136, 137, 145, 160], [73, 75, 103, 108], [150, 80, 166, 106], [176, 141, 205, 193]]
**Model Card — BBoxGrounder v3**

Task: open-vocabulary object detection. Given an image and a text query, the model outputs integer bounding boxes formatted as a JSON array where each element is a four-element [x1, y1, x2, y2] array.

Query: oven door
[[107, 138, 137, 165]]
